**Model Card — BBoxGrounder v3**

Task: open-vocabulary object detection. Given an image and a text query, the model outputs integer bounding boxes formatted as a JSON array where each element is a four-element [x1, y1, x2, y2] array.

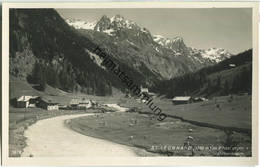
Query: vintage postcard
[[2, 2, 259, 166]]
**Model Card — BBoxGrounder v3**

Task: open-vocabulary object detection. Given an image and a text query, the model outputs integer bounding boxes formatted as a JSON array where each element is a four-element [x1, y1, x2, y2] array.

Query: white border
[[2, 2, 259, 166]]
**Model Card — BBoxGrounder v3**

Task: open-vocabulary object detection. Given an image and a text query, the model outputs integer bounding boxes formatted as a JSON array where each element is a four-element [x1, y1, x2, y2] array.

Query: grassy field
[[68, 112, 251, 156], [10, 78, 251, 130], [119, 94, 251, 130]]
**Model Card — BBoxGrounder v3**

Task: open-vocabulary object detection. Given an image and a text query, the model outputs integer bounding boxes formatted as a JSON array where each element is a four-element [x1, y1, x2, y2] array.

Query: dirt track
[[21, 114, 138, 157]]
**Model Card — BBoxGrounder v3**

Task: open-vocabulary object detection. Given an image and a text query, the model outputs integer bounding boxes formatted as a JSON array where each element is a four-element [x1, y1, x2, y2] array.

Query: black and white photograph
[[2, 2, 259, 166]]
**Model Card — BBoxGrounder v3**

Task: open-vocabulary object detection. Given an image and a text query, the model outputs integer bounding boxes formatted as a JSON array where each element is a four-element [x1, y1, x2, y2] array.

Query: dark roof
[[39, 97, 59, 105], [70, 98, 90, 105]]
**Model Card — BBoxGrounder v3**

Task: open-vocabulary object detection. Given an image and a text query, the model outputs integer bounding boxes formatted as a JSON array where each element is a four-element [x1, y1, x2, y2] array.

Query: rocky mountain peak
[[100, 14, 110, 20], [171, 36, 186, 51], [65, 14, 232, 67], [94, 15, 111, 31], [153, 35, 187, 53], [66, 14, 148, 36], [111, 14, 125, 22], [172, 36, 184, 43], [110, 15, 138, 30]]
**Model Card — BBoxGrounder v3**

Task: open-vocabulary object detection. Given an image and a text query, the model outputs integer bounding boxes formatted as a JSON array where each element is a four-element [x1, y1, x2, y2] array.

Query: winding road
[[21, 114, 138, 157]]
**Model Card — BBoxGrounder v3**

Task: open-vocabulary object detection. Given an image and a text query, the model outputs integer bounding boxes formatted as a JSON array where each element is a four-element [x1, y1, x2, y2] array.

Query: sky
[[57, 8, 252, 54]]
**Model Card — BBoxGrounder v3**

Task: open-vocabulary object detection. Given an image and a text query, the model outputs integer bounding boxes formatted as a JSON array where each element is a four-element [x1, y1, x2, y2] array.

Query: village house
[[16, 96, 39, 108], [140, 86, 149, 93], [70, 98, 92, 110], [172, 96, 193, 105], [90, 100, 98, 107], [58, 104, 68, 110], [140, 86, 157, 97], [193, 97, 208, 103], [36, 98, 59, 110], [229, 64, 236, 68]]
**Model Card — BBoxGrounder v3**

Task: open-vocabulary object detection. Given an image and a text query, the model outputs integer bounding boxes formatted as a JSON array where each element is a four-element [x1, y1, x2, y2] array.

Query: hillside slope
[[152, 49, 252, 98], [9, 9, 154, 95]]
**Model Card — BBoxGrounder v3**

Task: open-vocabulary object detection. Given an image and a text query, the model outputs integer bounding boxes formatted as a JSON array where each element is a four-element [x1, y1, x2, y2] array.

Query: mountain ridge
[[68, 15, 233, 80]]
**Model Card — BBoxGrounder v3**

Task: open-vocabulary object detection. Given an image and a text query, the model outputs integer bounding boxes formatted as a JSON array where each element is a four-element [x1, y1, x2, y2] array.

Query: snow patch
[[141, 28, 149, 33], [175, 52, 182, 56], [201, 48, 232, 63], [193, 56, 204, 64], [103, 29, 115, 36], [154, 35, 164, 38], [126, 40, 135, 46], [66, 18, 97, 30], [85, 49, 105, 69], [110, 15, 136, 29], [154, 47, 160, 52]]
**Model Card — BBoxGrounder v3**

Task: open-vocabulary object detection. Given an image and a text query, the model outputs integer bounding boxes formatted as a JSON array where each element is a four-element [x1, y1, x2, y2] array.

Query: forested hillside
[[151, 49, 252, 98], [9, 9, 150, 95]]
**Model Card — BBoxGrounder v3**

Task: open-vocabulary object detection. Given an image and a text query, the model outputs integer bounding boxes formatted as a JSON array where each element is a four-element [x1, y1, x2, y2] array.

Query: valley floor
[[9, 93, 252, 157], [68, 112, 251, 156]]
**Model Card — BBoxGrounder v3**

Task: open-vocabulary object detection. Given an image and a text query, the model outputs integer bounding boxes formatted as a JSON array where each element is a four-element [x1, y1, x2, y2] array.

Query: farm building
[[140, 86, 149, 93], [193, 97, 208, 103], [36, 98, 59, 110], [140, 86, 157, 97], [229, 64, 236, 68], [148, 92, 156, 96], [58, 104, 68, 110], [172, 96, 193, 105], [16, 96, 39, 108], [70, 98, 92, 109]]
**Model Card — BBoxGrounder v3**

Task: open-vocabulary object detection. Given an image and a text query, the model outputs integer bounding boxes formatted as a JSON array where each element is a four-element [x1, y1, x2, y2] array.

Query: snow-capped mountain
[[94, 15, 150, 35], [201, 48, 232, 63], [66, 15, 150, 36], [153, 35, 187, 53], [189, 47, 232, 63], [153, 35, 232, 63], [66, 18, 97, 30], [66, 14, 233, 80]]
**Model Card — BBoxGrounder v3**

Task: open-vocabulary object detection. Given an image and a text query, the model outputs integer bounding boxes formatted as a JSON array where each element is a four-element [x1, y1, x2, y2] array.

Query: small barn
[[70, 98, 91, 110], [16, 96, 39, 108], [37, 98, 59, 110], [193, 97, 208, 103], [58, 104, 68, 110], [229, 64, 236, 68], [172, 96, 193, 105], [141, 87, 149, 93]]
